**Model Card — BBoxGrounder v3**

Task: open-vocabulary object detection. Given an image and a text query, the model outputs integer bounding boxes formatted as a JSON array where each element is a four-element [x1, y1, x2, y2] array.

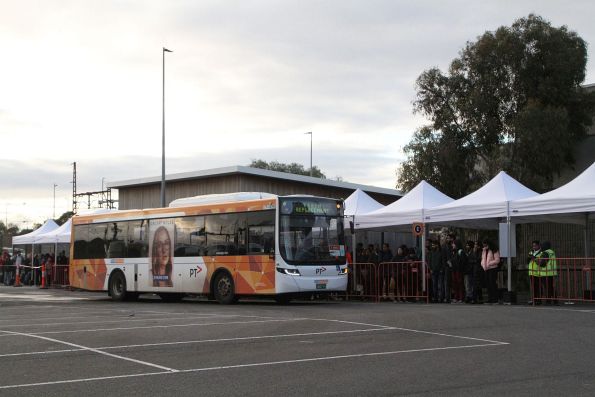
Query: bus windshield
[[278, 198, 345, 265]]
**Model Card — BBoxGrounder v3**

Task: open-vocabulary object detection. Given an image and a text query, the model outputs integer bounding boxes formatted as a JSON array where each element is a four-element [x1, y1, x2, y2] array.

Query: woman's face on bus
[[155, 229, 171, 265]]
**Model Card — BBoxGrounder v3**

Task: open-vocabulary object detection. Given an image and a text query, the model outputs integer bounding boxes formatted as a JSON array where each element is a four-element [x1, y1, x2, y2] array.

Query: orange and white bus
[[69, 193, 348, 303]]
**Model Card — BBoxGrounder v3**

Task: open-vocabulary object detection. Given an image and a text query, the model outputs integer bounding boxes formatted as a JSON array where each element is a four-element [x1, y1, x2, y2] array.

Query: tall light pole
[[305, 131, 312, 176], [161, 47, 173, 208], [53, 183, 58, 219]]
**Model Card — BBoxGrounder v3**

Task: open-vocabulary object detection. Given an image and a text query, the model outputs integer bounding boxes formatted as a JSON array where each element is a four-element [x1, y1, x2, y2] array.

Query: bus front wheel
[[213, 272, 237, 304]]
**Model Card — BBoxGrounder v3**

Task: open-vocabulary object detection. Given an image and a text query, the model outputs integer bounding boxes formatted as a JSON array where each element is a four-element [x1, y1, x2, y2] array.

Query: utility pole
[[305, 131, 313, 176], [53, 183, 58, 219]]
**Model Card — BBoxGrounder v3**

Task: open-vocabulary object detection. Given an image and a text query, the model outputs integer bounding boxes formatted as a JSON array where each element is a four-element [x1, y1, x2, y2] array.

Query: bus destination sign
[[280, 199, 340, 216]]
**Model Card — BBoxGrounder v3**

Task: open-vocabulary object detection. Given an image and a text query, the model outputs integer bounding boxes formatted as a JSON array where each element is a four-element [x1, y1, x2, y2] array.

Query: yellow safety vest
[[544, 249, 557, 277], [528, 250, 542, 277]]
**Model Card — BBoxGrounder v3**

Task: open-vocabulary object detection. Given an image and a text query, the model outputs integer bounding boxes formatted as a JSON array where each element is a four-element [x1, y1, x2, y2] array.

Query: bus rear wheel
[[213, 272, 237, 304], [109, 271, 127, 302]]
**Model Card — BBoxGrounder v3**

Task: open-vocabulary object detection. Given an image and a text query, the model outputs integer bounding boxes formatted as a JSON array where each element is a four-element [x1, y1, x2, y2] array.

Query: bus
[[69, 193, 348, 303]]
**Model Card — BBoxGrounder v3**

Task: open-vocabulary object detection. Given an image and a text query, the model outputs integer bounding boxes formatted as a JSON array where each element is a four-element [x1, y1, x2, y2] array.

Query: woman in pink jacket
[[481, 239, 501, 304]]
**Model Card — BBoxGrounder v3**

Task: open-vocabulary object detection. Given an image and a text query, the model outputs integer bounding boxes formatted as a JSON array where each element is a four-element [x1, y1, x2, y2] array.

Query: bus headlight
[[339, 267, 349, 275], [276, 267, 301, 276]]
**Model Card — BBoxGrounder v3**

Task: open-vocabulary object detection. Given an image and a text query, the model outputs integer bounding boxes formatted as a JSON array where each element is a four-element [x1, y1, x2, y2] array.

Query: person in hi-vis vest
[[527, 240, 542, 304], [538, 241, 558, 305]]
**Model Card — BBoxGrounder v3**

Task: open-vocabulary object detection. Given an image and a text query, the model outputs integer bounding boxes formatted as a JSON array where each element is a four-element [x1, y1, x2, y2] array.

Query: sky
[[1, 0, 595, 228]]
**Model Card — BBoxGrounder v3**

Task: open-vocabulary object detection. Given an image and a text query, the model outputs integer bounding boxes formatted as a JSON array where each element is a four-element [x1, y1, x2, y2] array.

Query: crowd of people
[[351, 233, 510, 304], [351, 232, 560, 305], [0, 250, 69, 286]]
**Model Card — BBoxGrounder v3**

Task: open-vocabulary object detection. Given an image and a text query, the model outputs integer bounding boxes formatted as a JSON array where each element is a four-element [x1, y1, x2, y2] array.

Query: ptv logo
[[315, 267, 326, 275], [189, 266, 203, 278]]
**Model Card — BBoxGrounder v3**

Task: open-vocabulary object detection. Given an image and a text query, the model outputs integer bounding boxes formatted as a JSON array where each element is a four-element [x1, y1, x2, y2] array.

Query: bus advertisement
[[69, 193, 348, 304]]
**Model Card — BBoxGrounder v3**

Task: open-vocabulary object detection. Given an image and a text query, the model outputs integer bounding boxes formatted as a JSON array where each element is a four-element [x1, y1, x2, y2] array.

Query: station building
[[107, 165, 402, 210]]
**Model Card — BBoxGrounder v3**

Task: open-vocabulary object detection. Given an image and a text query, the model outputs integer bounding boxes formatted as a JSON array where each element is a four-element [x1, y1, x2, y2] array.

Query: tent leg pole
[[507, 217, 512, 292], [352, 229, 357, 292], [585, 213, 590, 258], [422, 228, 426, 293]]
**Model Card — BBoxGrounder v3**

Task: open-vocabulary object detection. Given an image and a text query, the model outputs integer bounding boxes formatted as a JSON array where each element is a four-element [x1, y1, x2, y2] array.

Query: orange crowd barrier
[[529, 257, 595, 305], [377, 261, 430, 303], [344, 262, 379, 302], [51, 264, 70, 287]]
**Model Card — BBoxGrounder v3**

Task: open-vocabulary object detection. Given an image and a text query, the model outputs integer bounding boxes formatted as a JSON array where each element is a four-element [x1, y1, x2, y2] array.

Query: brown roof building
[[108, 165, 402, 210]]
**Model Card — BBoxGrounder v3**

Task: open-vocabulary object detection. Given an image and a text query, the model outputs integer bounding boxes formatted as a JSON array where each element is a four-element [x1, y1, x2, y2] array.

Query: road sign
[[412, 223, 424, 236]]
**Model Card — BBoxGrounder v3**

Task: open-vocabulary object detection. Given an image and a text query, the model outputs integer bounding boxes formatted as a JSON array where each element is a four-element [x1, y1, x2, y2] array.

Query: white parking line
[[0, 318, 308, 336], [0, 330, 178, 373], [312, 318, 509, 345], [0, 342, 507, 390], [0, 327, 395, 358], [0, 314, 252, 329]]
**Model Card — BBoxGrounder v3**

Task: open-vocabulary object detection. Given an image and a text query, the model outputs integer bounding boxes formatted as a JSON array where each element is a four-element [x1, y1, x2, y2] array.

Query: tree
[[397, 14, 595, 196], [55, 211, 74, 226], [249, 159, 326, 178]]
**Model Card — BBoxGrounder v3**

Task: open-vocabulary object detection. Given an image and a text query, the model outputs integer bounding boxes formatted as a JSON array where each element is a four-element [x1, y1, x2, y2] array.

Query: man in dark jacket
[[429, 240, 444, 303], [441, 233, 455, 303]]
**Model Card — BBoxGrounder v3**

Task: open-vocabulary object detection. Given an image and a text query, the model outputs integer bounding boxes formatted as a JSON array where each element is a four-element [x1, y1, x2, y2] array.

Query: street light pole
[[161, 47, 173, 208], [305, 131, 312, 176], [53, 183, 58, 219]]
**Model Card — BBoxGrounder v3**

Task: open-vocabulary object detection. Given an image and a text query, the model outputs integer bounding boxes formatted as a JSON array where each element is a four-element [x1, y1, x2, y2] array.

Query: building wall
[[117, 174, 398, 210]]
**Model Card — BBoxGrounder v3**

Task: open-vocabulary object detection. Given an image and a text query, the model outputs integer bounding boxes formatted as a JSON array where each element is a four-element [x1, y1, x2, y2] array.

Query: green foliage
[[398, 14, 595, 195], [55, 211, 74, 226], [249, 159, 326, 178]]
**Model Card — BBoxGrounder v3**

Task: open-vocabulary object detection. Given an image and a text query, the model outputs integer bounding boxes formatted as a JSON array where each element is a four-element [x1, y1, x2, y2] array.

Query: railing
[[529, 257, 595, 304], [51, 264, 70, 287], [344, 262, 429, 303], [377, 261, 429, 303], [344, 262, 378, 302]]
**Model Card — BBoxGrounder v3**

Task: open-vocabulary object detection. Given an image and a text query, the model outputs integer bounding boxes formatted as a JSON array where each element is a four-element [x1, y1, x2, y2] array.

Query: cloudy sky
[[1, 0, 594, 227]]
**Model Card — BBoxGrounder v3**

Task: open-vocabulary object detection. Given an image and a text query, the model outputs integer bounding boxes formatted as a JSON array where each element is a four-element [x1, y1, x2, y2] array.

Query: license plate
[[316, 284, 327, 290]]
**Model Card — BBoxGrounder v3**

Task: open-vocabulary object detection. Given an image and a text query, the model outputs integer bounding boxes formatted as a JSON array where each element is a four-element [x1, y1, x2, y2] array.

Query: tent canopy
[[356, 180, 453, 231], [511, 161, 595, 225], [344, 188, 385, 217], [34, 218, 72, 244], [424, 171, 538, 229], [12, 220, 59, 245]]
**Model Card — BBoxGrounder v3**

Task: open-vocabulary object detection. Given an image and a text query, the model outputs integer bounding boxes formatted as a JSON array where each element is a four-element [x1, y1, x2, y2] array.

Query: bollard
[[40, 264, 47, 289], [14, 266, 22, 287]]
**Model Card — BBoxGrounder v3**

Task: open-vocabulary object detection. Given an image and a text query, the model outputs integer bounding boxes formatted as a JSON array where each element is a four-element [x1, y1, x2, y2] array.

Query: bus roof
[[169, 192, 277, 207]]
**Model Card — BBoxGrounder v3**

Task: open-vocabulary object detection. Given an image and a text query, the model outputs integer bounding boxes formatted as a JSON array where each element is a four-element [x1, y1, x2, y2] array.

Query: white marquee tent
[[12, 220, 59, 245], [355, 181, 453, 291], [511, 161, 595, 224], [344, 188, 385, 218], [34, 218, 72, 245], [424, 171, 538, 229], [355, 180, 453, 231], [510, 161, 595, 257], [423, 171, 538, 292]]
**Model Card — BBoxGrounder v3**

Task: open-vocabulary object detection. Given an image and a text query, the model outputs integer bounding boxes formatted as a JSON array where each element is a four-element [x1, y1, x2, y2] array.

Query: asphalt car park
[[0, 287, 594, 396]]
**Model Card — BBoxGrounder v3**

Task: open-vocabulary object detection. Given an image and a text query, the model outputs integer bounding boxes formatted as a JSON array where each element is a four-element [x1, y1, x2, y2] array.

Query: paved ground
[[0, 286, 594, 396]]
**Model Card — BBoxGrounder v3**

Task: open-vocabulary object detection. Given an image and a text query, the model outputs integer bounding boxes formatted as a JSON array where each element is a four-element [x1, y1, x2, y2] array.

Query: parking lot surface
[[1, 286, 594, 396]]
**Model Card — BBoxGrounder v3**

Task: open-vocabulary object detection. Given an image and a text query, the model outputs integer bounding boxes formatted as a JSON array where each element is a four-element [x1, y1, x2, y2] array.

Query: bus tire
[[109, 271, 128, 302], [213, 271, 237, 304], [159, 293, 185, 302]]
